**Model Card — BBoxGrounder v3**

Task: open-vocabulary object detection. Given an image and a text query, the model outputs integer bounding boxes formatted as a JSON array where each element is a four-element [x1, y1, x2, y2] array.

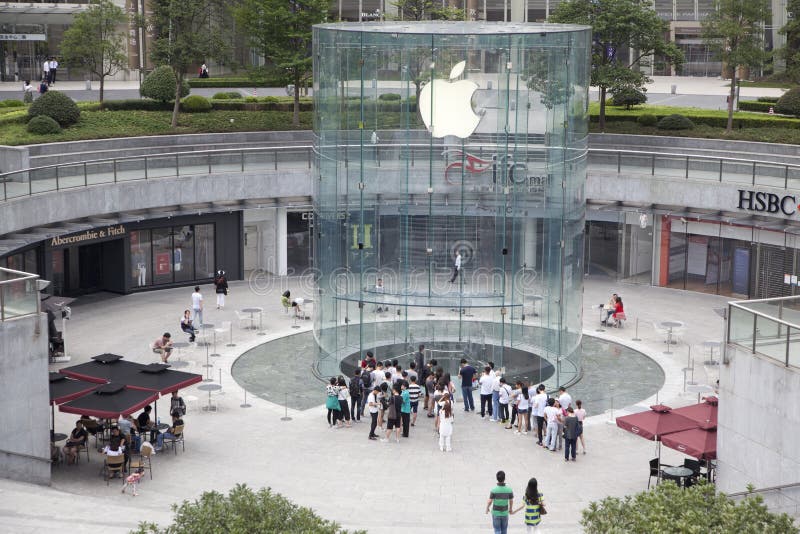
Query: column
[[276, 207, 288, 276]]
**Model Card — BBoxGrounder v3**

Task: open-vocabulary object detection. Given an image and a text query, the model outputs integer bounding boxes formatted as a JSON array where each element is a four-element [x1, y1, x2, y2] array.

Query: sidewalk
[[0, 277, 726, 533]]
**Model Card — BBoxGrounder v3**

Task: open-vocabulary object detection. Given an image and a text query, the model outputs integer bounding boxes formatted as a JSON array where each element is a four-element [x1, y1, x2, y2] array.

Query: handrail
[[0, 447, 51, 464], [728, 481, 800, 498], [1, 143, 799, 203], [729, 300, 800, 331]]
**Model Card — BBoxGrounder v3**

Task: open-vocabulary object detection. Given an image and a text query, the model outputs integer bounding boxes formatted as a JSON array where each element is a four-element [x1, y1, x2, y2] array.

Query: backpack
[[387, 395, 398, 420], [349, 377, 361, 397], [361, 372, 372, 389]]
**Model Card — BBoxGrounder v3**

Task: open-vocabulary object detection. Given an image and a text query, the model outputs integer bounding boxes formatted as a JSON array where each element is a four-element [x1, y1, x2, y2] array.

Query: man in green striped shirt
[[486, 470, 514, 534]]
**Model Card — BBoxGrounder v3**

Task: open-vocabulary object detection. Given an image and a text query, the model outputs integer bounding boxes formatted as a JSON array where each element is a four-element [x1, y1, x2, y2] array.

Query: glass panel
[[728, 305, 754, 348], [51, 249, 65, 295], [131, 230, 152, 288], [173, 226, 195, 283], [147, 155, 178, 178], [753, 162, 787, 189], [313, 23, 590, 387], [151, 228, 173, 285], [29, 167, 57, 194], [85, 160, 118, 184], [789, 326, 800, 368], [210, 152, 243, 174], [24, 250, 37, 275], [3, 171, 31, 200], [287, 212, 311, 273], [177, 154, 209, 175], [114, 157, 147, 181], [0, 278, 38, 319], [194, 224, 215, 279]]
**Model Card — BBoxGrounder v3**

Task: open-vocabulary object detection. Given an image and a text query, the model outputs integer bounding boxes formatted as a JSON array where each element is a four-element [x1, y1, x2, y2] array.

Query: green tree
[[702, 0, 769, 132], [59, 0, 127, 103], [581, 481, 798, 533], [393, 0, 464, 22], [233, 0, 329, 127], [133, 484, 366, 533], [549, 0, 683, 131], [779, 0, 800, 83], [149, 0, 228, 127]]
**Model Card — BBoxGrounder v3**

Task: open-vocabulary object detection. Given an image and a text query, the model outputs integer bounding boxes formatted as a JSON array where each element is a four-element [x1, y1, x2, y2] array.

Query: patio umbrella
[[59, 353, 147, 384], [48, 373, 97, 435], [616, 404, 700, 473], [59, 383, 159, 419], [671, 396, 718, 426], [123, 363, 203, 421], [660, 421, 717, 460]]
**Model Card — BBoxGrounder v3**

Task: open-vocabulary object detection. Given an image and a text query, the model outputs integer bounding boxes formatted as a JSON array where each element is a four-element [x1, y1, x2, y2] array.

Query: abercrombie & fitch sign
[[737, 189, 799, 216]]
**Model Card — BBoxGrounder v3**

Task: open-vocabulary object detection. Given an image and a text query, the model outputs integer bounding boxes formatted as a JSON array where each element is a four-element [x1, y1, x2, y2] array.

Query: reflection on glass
[[195, 224, 215, 279], [174, 225, 195, 283], [152, 228, 173, 285]]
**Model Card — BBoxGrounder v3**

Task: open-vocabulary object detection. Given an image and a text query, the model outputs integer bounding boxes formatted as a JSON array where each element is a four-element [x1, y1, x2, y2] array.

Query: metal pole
[[241, 389, 251, 408], [632, 317, 641, 341], [227, 322, 236, 347], [281, 392, 292, 421], [203, 338, 212, 380], [258, 310, 266, 336]]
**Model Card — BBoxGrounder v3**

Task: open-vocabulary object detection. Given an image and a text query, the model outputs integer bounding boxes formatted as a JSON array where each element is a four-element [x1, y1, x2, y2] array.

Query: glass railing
[[728, 296, 800, 368], [0, 267, 40, 321], [2, 144, 800, 202]]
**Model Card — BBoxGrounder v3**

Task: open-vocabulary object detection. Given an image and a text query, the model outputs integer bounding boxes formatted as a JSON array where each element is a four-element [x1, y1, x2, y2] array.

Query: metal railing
[[0, 267, 40, 321], [728, 481, 800, 498], [1, 143, 800, 203], [728, 296, 800, 368]]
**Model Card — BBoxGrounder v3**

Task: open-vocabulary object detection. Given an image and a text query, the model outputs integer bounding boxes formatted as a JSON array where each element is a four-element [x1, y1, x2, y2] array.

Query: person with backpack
[[336, 376, 351, 428], [367, 386, 381, 440], [325, 377, 340, 428], [349, 369, 363, 422], [382, 383, 402, 443]]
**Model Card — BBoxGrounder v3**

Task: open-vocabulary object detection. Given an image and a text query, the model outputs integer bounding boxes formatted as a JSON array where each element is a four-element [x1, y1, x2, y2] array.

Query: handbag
[[539, 502, 547, 515], [326, 395, 340, 410]]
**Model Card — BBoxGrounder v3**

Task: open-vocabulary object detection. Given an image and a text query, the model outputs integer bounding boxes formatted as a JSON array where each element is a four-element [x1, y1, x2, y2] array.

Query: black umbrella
[[59, 383, 159, 419], [59, 353, 147, 384], [48, 373, 97, 435]]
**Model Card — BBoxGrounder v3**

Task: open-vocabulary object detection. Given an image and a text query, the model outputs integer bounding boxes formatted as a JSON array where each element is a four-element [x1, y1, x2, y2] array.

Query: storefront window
[[24, 250, 37, 275], [51, 249, 65, 295], [195, 224, 215, 279], [287, 213, 311, 273], [152, 228, 173, 285], [174, 225, 195, 283], [130, 230, 152, 288]]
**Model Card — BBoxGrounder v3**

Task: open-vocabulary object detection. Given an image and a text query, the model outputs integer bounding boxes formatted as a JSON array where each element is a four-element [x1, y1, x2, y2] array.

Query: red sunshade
[[661, 423, 717, 460], [60, 356, 201, 395], [59, 383, 159, 419], [123, 363, 203, 395], [670, 397, 718, 426], [616, 404, 699, 441], [49, 373, 98, 405]]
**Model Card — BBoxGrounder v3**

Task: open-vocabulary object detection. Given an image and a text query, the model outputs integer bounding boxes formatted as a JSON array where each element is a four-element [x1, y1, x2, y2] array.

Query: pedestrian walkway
[[0, 276, 727, 533]]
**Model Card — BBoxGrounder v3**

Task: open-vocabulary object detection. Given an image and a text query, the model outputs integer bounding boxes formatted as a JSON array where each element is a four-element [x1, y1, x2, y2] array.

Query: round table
[[198, 383, 222, 412], [156, 423, 169, 431], [169, 342, 190, 368], [51, 432, 67, 442], [687, 383, 714, 403], [241, 308, 262, 330], [660, 321, 683, 353], [703, 340, 721, 365], [662, 465, 694, 487]]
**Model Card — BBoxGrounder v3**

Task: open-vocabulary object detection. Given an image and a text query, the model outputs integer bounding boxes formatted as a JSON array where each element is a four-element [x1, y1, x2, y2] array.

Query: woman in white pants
[[438, 395, 454, 452]]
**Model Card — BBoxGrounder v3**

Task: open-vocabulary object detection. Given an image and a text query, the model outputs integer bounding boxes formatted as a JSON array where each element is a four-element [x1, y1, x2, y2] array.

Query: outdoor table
[[51, 432, 67, 442], [198, 383, 222, 412], [197, 324, 214, 347], [686, 383, 714, 403], [170, 342, 190, 368], [241, 308, 262, 330], [660, 321, 682, 354], [662, 466, 694, 487], [156, 422, 169, 431], [703, 340, 721, 365]]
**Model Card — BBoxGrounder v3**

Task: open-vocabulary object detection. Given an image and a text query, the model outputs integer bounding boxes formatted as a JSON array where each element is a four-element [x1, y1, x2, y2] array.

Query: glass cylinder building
[[312, 22, 590, 388]]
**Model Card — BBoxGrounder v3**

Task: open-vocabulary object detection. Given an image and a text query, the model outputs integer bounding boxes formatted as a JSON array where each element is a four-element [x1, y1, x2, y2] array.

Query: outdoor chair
[[163, 424, 185, 454], [75, 442, 90, 463], [129, 442, 154, 480], [648, 458, 673, 489], [104, 454, 125, 484], [235, 310, 255, 329]]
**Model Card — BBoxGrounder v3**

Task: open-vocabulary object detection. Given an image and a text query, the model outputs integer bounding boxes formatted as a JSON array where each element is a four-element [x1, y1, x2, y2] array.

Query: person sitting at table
[[154, 410, 184, 451], [180, 310, 197, 342], [137, 405, 157, 442], [62, 420, 88, 464], [606, 297, 624, 327], [600, 293, 618, 324], [152, 332, 173, 363], [102, 426, 127, 475]]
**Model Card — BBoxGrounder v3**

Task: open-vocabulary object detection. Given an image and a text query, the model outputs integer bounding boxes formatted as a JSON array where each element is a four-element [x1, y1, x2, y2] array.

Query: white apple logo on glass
[[419, 61, 481, 139]]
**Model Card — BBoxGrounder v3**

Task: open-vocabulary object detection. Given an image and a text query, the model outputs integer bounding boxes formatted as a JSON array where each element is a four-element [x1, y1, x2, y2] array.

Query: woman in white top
[[574, 399, 587, 454], [498, 378, 512, 424], [515, 382, 530, 435], [336, 376, 352, 428], [22, 80, 34, 103], [437, 394, 454, 452]]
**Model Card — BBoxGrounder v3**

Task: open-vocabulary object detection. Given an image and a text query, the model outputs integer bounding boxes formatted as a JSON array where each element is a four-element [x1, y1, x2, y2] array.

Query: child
[[121, 471, 143, 496]]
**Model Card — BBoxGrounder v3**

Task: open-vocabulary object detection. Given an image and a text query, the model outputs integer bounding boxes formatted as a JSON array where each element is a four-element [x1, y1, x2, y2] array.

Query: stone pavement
[[0, 276, 728, 533]]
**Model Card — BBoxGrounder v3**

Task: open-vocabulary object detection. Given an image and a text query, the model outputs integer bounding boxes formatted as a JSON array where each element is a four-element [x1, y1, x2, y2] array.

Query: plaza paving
[[0, 276, 728, 533]]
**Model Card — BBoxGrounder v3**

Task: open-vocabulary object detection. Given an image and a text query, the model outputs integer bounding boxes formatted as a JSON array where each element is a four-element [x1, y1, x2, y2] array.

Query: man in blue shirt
[[458, 358, 476, 412]]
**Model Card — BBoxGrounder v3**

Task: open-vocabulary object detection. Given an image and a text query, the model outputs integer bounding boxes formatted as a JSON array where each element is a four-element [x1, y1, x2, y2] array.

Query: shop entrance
[[51, 240, 125, 297]]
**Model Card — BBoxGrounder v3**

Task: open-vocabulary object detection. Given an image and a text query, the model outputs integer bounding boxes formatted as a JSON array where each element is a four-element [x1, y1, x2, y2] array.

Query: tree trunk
[[727, 70, 736, 133], [171, 73, 182, 128], [293, 72, 300, 127], [99, 76, 105, 104], [599, 85, 607, 132]]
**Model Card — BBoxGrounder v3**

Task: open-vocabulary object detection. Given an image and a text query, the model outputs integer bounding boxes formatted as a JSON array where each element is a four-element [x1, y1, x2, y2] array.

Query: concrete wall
[[717, 344, 800, 516], [0, 313, 50, 485]]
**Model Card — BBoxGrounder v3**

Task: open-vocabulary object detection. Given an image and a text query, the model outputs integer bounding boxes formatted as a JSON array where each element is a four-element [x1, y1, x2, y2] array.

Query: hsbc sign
[[737, 189, 799, 216]]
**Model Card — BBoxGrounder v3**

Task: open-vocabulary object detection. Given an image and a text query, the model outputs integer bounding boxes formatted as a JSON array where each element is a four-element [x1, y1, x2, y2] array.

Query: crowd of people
[[324, 346, 588, 462]]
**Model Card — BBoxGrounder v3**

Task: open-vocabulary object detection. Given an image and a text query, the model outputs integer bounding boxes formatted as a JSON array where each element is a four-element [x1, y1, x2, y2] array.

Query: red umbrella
[[661, 422, 717, 460], [616, 404, 698, 440], [59, 383, 159, 419], [671, 396, 718, 426]]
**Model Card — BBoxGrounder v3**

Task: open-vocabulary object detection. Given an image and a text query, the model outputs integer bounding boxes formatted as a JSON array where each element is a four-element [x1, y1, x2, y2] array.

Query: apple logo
[[418, 61, 481, 139]]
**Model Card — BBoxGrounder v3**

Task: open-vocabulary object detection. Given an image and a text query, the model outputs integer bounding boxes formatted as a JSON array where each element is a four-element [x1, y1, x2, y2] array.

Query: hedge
[[591, 108, 800, 130], [181, 95, 212, 112], [1, 99, 25, 108], [739, 101, 776, 113], [757, 96, 780, 103], [27, 115, 61, 135], [28, 91, 81, 126], [101, 99, 174, 111], [211, 91, 243, 99], [188, 74, 293, 88]]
